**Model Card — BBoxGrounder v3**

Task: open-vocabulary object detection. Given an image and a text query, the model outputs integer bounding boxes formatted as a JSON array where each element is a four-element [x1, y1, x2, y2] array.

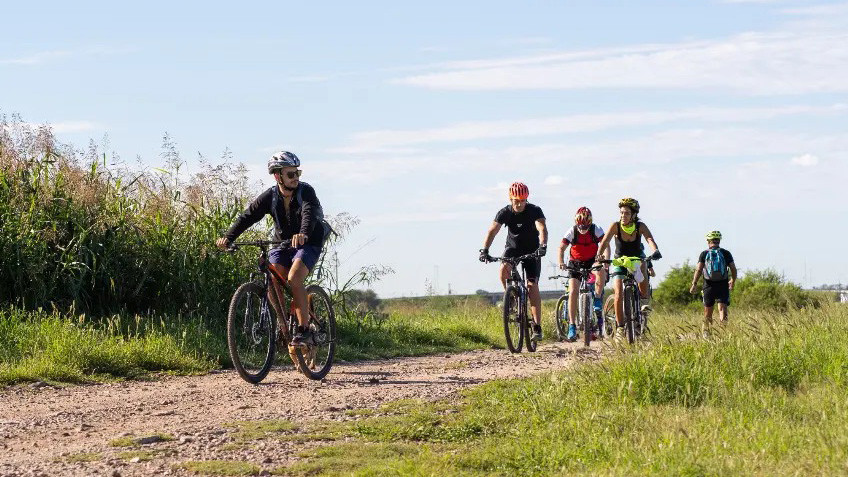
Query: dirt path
[[0, 341, 601, 476]]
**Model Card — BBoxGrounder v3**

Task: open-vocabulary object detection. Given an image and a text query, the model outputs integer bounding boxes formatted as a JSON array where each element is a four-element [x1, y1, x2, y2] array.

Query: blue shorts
[[269, 245, 322, 271]]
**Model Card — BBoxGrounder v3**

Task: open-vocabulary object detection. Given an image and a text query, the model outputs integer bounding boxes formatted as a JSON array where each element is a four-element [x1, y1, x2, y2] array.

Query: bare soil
[[0, 341, 601, 476]]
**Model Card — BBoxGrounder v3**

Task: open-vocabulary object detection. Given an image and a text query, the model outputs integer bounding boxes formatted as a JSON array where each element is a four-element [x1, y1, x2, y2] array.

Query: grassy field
[[0, 294, 560, 385], [274, 303, 848, 476]]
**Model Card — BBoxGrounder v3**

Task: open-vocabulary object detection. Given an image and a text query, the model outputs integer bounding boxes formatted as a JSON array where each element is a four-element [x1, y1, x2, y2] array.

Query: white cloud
[[0, 46, 137, 66], [391, 28, 848, 94], [331, 104, 845, 152], [791, 153, 819, 166], [311, 126, 848, 186], [544, 175, 564, 185]]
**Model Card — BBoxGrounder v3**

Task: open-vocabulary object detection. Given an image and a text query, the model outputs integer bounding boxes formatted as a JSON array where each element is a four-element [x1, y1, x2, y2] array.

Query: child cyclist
[[557, 207, 610, 341]]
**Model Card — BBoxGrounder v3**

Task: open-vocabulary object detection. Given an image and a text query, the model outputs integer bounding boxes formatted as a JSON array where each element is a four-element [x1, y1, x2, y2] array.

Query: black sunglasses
[[275, 170, 302, 179]]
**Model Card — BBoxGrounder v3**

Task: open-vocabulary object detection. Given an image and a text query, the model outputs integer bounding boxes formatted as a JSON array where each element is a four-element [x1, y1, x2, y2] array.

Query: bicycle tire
[[553, 295, 568, 341], [227, 281, 276, 384], [502, 286, 523, 353], [603, 294, 616, 338], [294, 285, 337, 380], [525, 310, 537, 352], [623, 285, 636, 344], [581, 291, 592, 347]]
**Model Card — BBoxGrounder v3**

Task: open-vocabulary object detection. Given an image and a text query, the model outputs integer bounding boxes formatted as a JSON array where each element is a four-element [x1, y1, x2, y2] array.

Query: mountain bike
[[485, 252, 539, 353], [562, 264, 603, 347], [548, 274, 570, 341], [225, 239, 336, 383], [597, 252, 660, 344]]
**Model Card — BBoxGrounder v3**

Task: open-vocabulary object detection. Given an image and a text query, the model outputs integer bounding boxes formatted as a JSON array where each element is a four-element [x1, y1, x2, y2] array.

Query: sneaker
[[290, 326, 313, 347], [640, 304, 652, 314], [614, 325, 625, 343], [566, 324, 577, 342], [531, 324, 543, 341]]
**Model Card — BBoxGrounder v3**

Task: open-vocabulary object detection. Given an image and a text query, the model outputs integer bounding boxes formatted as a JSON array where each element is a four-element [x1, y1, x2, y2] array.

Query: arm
[[297, 184, 320, 237], [482, 221, 502, 250], [595, 222, 616, 261], [535, 218, 548, 248], [640, 223, 659, 253], [558, 238, 569, 269], [217, 190, 272, 248], [690, 263, 705, 294], [729, 262, 738, 290]]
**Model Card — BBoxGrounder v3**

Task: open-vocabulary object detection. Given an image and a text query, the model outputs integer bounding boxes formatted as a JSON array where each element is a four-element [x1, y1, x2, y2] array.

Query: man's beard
[[277, 179, 298, 192]]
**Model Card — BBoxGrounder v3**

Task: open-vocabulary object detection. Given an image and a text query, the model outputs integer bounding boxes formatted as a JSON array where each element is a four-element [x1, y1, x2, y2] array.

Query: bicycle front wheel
[[553, 295, 568, 341], [227, 281, 276, 384], [580, 291, 592, 347], [295, 284, 337, 380], [503, 286, 523, 353], [623, 285, 636, 345]]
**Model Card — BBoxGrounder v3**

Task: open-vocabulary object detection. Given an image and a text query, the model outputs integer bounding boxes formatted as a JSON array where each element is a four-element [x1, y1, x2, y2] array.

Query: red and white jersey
[[563, 224, 605, 261]]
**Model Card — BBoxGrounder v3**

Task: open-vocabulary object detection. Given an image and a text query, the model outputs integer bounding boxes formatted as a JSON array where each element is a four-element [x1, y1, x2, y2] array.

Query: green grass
[[279, 304, 848, 476], [178, 460, 261, 476], [335, 295, 555, 361], [0, 293, 556, 385], [59, 452, 101, 463], [0, 307, 216, 385]]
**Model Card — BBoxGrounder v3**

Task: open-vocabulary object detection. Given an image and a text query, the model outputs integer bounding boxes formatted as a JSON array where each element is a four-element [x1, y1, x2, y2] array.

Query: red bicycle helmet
[[508, 182, 529, 200], [575, 206, 593, 226]]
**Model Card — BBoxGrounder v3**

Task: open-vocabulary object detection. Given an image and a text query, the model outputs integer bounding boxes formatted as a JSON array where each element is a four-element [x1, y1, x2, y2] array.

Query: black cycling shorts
[[504, 248, 541, 283], [703, 280, 730, 307], [566, 259, 594, 279]]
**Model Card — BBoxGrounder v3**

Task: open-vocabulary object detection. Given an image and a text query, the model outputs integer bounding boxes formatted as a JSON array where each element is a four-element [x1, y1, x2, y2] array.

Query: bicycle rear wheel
[[623, 285, 636, 345], [603, 294, 616, 338], [553, 295, 568, 341], [503, 286, 523, 353], [227, 281, 276, 384], [294, 285, 336, 380], [525, 309, 537, 352], [580, 292, 592, 347]]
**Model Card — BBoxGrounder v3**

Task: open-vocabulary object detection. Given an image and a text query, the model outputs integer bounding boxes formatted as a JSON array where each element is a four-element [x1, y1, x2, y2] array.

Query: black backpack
[[571, 225, 601, 245]]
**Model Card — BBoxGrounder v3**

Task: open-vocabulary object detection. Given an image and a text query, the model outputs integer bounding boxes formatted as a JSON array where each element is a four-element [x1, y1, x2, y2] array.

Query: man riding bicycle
[[479, 182, 548, 341], [557, 207, 610, 341], [216, 151, 330, 347], [594, 197, 661, 336]]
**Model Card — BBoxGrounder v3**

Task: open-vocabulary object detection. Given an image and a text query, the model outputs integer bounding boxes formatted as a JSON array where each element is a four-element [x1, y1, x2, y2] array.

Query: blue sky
[[3, 0, 847, 296]]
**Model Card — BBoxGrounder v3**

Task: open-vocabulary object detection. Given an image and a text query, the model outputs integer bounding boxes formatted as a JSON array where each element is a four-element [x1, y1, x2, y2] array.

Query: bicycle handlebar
[[225, 239, 291, 252], [487, 253, 538, 264]]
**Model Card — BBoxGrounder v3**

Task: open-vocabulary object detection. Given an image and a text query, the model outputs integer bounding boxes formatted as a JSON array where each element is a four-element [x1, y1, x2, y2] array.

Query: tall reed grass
[[1, 117, 259, 317]]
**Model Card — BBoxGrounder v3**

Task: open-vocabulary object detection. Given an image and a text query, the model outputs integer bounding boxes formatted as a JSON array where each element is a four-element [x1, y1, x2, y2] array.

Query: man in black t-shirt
[[479, 182, 548, 340], [689, 230, 738, 335]]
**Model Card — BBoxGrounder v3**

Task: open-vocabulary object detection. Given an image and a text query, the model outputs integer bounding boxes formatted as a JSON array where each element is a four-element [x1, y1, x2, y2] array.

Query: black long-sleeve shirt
[[224, 182, 325, 248]]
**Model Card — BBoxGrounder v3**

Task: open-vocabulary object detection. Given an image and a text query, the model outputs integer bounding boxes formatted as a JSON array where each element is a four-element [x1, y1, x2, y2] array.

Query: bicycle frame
[[498, 255, 534, 325], [233, 240, 300, 340], [598, 255, 659, 343]]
